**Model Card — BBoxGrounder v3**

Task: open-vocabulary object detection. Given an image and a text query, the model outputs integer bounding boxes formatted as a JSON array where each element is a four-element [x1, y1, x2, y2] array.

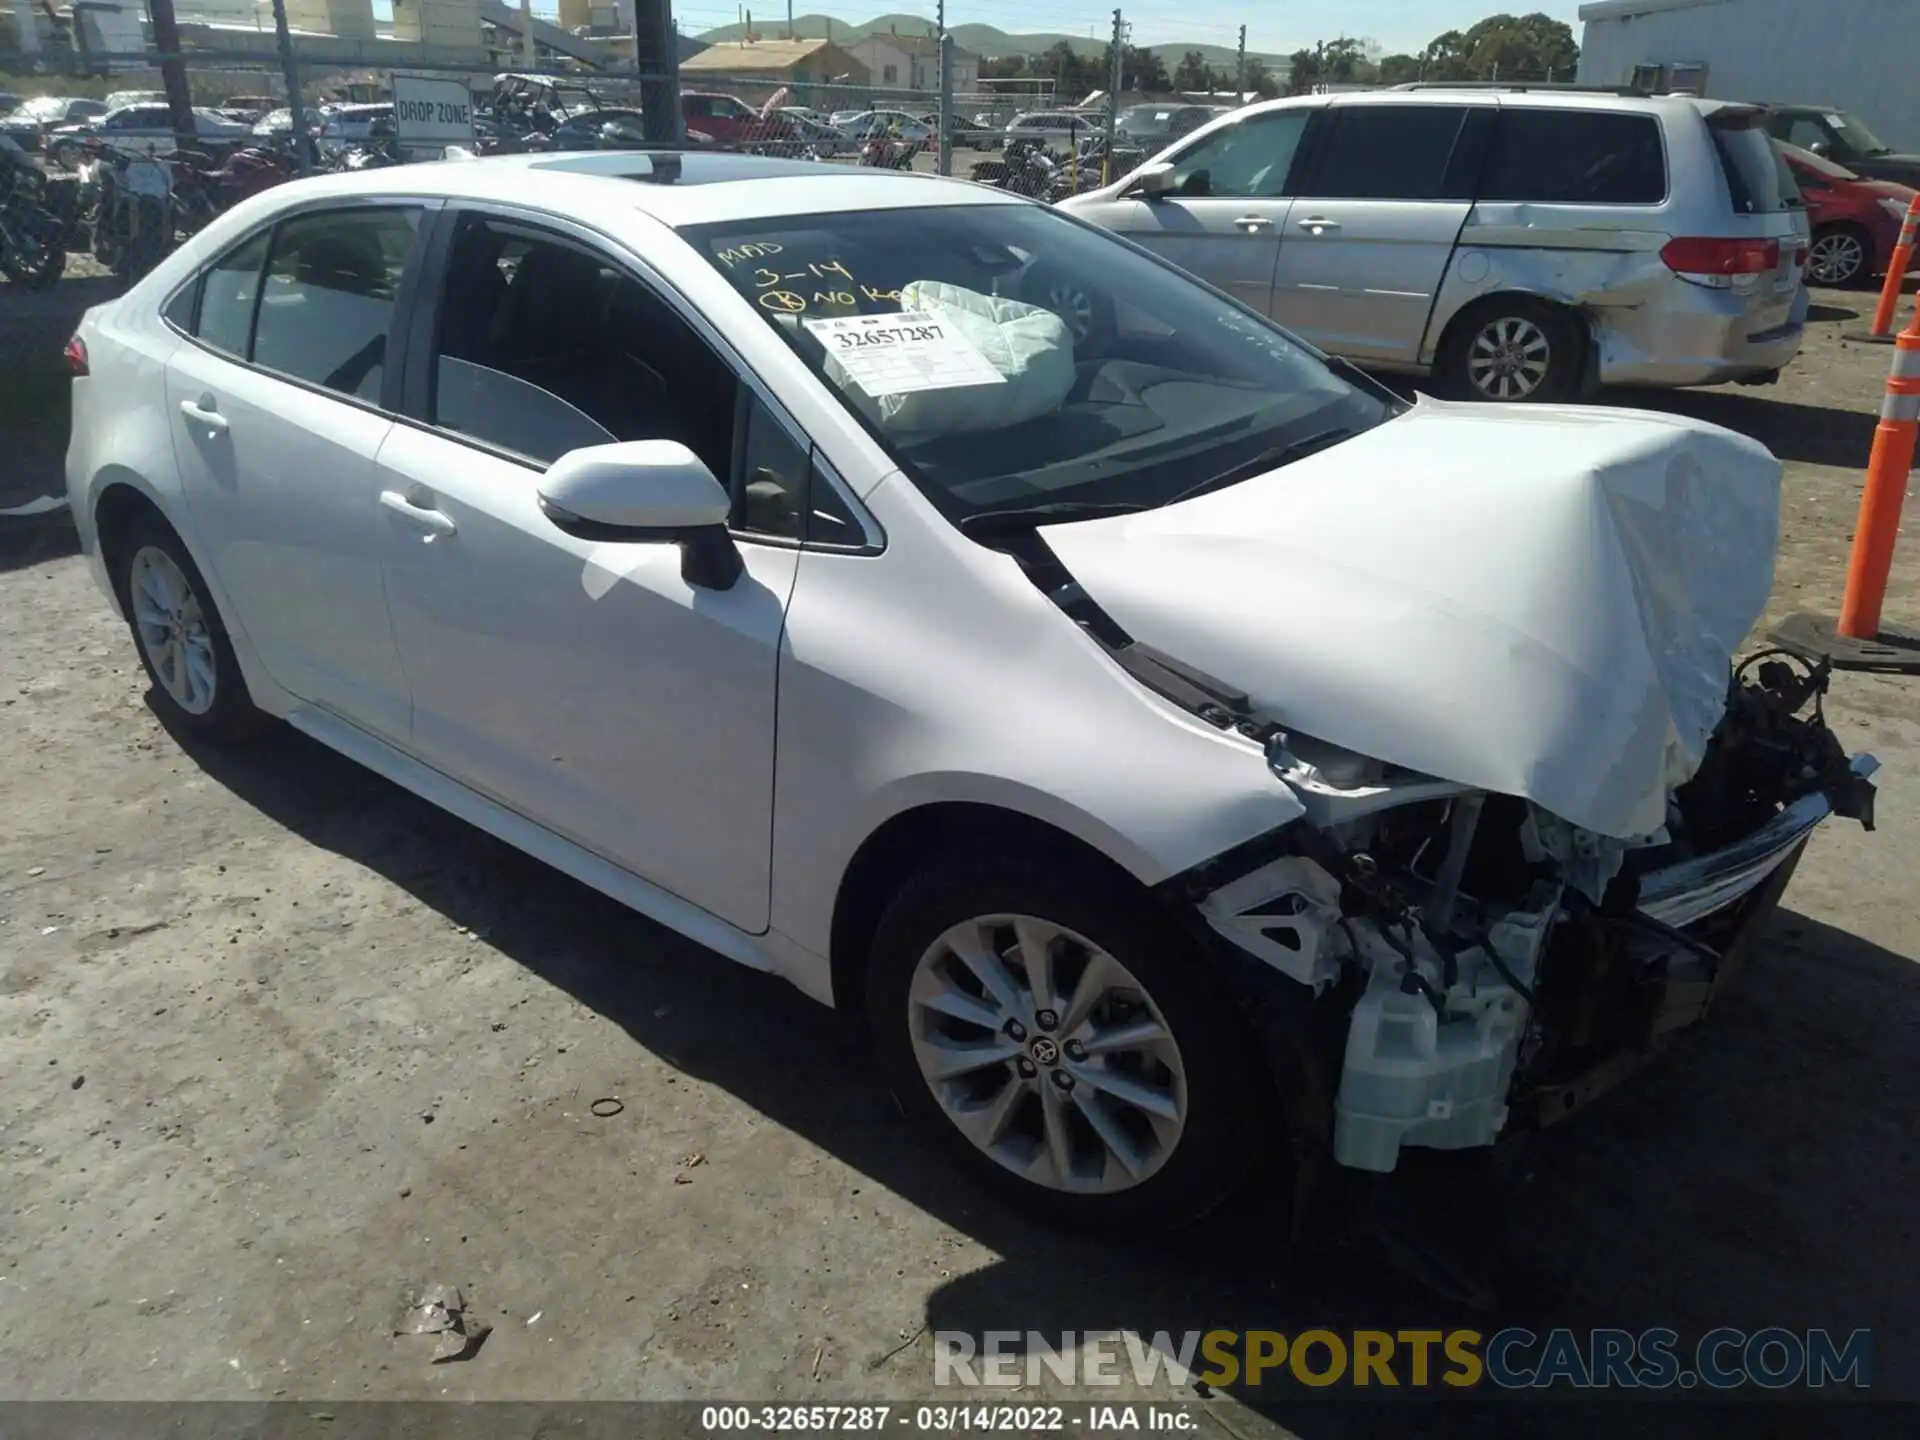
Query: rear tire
[[111, 515, 264, 744], [1437, 295, 1586, 404], [866, 856, 1270, 1231]]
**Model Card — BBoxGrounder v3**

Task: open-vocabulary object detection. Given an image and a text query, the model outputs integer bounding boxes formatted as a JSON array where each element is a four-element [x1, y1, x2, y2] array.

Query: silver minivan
[[1060, 89, 1811, 400]]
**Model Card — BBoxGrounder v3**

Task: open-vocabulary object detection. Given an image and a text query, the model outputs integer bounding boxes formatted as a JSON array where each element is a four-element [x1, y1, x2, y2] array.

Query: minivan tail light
[[1661, 236, 1781, 287], [64, 335, 89, 377]]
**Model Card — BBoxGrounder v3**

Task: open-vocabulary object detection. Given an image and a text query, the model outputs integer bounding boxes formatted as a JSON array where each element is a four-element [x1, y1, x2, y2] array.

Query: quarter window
[[251, 207, 421, 400], [1300, 105, 1473, 201], [1478, 110, 1666, 204], [194, 230, 269, 355], [1165, 110, 1310, 198]]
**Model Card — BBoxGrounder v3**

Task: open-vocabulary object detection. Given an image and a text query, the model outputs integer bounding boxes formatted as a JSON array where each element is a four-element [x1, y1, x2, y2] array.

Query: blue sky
[[670, 2, 1591, 56]]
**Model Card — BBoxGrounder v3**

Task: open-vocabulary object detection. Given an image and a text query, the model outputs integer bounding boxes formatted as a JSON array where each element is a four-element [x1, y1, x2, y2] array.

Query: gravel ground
[[1, 272, 1916, 1429]]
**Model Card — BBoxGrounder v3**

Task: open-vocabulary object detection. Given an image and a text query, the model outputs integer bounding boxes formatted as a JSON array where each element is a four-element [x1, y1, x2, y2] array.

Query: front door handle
[[178, 397, 227, 432], [1233, 215, 1274, 231], [1296, 216, 1341, 232], [379, 489, 456, 538]]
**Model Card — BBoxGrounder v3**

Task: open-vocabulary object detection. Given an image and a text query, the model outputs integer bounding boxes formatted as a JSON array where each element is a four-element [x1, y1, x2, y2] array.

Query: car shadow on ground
[[161, 716, 1920, 1417]]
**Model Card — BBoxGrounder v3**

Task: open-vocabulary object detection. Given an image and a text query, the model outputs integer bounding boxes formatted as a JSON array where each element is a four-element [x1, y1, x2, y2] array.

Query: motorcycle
[[88, 142, 174, 280], [968, 138, 1056, 197], [0, 143, 67, 289], [859, 135, 919, 170], [168, 143, 295, 236]]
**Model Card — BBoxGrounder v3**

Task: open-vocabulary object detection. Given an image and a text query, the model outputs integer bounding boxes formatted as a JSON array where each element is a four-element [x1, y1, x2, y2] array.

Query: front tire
[[866, 857, 1268, 1230], [1438, 296, 1585, 403], [1807, 223, 1870, 288], [113, 517, 263, 743]]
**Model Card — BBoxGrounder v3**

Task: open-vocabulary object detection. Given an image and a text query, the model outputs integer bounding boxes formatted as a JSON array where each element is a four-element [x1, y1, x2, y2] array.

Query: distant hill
[[692, 13, 1288, 71]]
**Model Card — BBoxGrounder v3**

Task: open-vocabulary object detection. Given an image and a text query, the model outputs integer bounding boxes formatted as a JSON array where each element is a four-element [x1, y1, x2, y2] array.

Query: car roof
[[255, 151, 1026, 229], [1230, 87, 1747, 123]]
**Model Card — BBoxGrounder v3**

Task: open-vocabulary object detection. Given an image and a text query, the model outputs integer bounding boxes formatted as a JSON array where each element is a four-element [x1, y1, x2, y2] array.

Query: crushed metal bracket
[[1768, 611, 1920, 673]]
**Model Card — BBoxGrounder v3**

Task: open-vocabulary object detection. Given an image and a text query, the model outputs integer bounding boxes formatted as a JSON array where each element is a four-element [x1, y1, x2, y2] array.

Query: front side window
[[252, 207, 421, 399], [426, 217, 736, 481], [1478, 109, 1666, 204], [683, 204, 1390, 527], [1164, 109, 1310, 198], [1301, 105, 1474, 201]]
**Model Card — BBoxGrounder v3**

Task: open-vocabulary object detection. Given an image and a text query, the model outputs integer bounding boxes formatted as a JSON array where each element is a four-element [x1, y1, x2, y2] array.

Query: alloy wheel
[[907, 914, 1187, 1194], [1808, 231, 1867, 286], [129, 545, 218, 715], [1466, 314, 1553, 401]]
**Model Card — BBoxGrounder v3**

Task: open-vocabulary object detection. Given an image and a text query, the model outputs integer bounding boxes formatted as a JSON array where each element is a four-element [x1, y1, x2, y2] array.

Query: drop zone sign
[[393, 76, 476, 148]]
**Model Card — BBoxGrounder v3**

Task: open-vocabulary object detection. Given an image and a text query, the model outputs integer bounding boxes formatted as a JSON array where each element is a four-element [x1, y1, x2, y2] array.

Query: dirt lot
[[1, 273, 1917, 1430]]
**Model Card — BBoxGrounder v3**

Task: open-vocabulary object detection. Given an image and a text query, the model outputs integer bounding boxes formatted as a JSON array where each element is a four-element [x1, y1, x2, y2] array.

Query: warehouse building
[[1578, 0, 1919, 149]]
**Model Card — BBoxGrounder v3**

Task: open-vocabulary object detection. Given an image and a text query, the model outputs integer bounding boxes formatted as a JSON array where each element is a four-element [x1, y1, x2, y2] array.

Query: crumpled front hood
[[1045, 396, 1782, 840]]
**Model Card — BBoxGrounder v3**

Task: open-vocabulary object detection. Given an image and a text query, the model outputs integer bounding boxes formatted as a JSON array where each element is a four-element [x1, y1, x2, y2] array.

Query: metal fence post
[[936, 0, 953, 177], [1103, 9, 1122, 186], [269, 0, 312, 175]]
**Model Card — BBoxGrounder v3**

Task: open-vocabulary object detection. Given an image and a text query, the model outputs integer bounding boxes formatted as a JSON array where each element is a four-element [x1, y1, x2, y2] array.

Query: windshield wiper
[[1166, 426, 1358, 507], [958, 500, 1150, 536]]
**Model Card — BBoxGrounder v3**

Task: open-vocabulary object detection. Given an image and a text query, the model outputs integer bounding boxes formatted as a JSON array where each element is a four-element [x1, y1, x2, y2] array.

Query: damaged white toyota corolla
[[67, 156, 1878, 1229]]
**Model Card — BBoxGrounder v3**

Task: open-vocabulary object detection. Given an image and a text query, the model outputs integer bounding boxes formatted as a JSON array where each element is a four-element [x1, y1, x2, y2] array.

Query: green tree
[[1245, 57, 1278, 100], [1286, 47, 1320, 94], [1377, 52, 1423, 85], [1173, 49, 1210, 92]]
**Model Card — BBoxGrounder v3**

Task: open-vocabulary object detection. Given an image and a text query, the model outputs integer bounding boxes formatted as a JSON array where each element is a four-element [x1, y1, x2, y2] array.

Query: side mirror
[[538, 440, 743, 591], [1808, 139, 1831, 157], [1128, 161, 1178, 198]]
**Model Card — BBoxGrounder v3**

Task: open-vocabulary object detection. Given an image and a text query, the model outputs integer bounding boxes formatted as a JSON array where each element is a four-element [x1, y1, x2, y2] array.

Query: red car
[[679, 91, 808, 154], [1778, 140, 1918, 287]]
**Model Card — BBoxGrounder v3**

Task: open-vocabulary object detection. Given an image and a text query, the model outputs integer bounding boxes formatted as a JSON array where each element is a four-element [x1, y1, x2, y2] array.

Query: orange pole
[[1837, 305, 1920, 638], [1869, 194, 1920, 337]]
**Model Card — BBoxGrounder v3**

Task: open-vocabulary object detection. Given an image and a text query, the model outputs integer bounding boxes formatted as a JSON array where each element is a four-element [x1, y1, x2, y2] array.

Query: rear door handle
[[379, 489, 456, 538], [178, 397, 227, 432], [1296, 216, 1341, 232], [1233, 215, 1274, 231]]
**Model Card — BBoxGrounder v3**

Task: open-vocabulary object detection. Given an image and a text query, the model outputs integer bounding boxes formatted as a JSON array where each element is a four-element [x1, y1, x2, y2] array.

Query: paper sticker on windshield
[[803, 313, 1006, 396], [1825, 113, 1847, 128]]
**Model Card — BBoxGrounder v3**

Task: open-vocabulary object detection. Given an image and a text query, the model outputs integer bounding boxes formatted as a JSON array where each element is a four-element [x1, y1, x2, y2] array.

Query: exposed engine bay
[[1004, 505, 1879, 1175], [1168, 646, 1877, 1172]]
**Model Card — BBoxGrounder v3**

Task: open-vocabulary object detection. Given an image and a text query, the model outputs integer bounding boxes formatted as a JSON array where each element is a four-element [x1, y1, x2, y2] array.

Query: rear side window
[[252, 207, 421, 400], [1478, 110, 1666, 204], [1711, 115, 1796, 214], [1301, 105, 1473, 201]]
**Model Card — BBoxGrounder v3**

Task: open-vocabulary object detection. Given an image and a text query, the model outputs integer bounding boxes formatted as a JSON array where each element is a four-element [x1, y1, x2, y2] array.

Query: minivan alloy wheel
[[129, 545, 217, 715], [1808, 229, 1867, 286], [1466, 315, 1553, 400], [908, 913, 1188, 1194]]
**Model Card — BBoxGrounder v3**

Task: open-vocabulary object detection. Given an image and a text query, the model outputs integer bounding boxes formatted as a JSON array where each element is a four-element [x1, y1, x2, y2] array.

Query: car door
[[374, 209, 808, 933], [164, 202, 430, 742], [1077, 107, 1313, 317], [1270, 102, 1487, 365]]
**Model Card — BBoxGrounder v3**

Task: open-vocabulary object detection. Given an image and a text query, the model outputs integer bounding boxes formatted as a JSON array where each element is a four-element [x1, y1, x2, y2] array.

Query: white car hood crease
[[1045, 396, 1782, 841]]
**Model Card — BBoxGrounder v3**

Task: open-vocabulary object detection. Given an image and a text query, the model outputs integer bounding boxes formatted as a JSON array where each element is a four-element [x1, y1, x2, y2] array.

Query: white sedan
[[64, 152, 1876, 1228]]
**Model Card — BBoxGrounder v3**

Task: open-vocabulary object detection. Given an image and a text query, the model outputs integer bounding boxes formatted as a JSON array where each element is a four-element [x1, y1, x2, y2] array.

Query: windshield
[[681, 204, 1389, 525], [1830, 110, 1892, 155], [1779, 139, 1858, 181], [19, 96, 67, 121]]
